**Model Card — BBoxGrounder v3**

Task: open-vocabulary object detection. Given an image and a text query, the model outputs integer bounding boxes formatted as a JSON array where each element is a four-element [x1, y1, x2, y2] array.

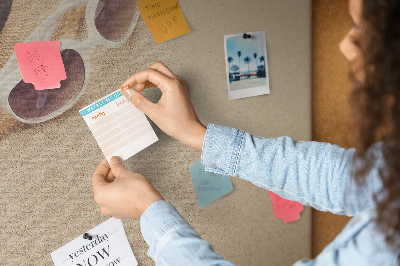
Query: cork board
[[312, 0, 353, 257], [0, 0, 311, 265]]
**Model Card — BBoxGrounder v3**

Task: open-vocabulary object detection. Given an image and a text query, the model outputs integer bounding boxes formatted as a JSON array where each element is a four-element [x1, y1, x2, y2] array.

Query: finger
[[92, 159, 110, 189], [121, 89, 158, 116], [109, 156, 129, 179], [100, 206, 111, 216], [121, 68, 172, 94], [121, 80, 155, 93], [147, 61, 178, 79], [105, 169, 116, 183], [136, 81, 156, 92], [122, 62, 179, 92]]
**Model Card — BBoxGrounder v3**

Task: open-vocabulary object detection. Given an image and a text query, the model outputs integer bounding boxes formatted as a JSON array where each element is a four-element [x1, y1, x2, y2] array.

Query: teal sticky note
[[189, 161, 233, 208]]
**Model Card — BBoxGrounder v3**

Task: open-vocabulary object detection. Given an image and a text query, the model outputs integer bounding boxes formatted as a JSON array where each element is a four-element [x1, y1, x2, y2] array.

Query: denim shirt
[[140, 124, 399, 265]]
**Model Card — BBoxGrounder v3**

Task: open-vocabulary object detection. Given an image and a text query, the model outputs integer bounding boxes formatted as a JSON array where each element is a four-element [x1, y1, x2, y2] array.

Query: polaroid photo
[[224, 31, 270, 100]]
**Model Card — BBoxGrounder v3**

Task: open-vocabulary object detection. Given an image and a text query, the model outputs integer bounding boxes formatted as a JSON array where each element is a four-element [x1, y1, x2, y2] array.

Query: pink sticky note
[[14, 41, 67, 90], [269, 191, 304, 223]]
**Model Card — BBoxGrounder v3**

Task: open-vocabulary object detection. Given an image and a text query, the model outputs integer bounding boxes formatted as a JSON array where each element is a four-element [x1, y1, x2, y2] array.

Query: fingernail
[[110, 156, 122, 165], [125, 89, 133, 100]]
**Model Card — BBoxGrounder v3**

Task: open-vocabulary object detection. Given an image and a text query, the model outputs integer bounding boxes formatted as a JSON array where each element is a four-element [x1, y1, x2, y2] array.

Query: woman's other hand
[[91, 157, 164, 220]]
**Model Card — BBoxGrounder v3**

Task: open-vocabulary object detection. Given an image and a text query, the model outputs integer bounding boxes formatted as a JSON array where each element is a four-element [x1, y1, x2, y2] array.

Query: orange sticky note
[[269, 191, 304, 223], [14, 41, 66, 91], [137, 0, 191, 44]]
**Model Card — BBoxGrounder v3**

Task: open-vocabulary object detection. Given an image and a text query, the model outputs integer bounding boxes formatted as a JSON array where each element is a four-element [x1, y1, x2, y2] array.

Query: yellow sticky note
[[137, 0, 191, 44]]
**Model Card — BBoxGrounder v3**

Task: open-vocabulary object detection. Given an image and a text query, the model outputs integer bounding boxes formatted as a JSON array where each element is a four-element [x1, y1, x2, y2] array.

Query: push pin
[[121, 85, 130, 92], [83, 233, 94, 240], [121, 85, 133, 100], [242, 33, 252, 39]]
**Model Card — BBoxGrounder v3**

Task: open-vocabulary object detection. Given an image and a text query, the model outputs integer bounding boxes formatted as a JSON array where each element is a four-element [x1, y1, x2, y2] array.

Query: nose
[[339, 33, 357, 61]]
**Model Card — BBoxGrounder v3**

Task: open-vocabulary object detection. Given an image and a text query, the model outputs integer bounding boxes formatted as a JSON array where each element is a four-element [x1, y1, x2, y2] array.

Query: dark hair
[[350, 0, 400, 254]]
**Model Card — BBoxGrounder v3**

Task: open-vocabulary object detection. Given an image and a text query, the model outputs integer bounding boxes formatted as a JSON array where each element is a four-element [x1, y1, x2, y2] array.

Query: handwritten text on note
[[14, 41, 66, 90], [137, 0, 191, 43], [189, 161, 233, 208]]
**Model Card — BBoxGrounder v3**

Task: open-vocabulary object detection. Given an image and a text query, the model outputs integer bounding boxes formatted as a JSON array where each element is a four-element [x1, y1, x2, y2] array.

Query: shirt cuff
[[140, 200, 192, 259], [201, 123, 245, 176]]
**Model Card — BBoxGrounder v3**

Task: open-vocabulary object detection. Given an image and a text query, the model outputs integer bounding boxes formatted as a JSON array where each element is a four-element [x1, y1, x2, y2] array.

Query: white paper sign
[[51, 218, 138, 266], [79, 90, 158, 162]]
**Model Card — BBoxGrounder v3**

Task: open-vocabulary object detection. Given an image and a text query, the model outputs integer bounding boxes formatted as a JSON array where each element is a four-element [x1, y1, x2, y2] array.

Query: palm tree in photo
[[244, 56, 251, 78], [227, 56, 234, 73], [260, 55, 266, 72], [237, 51, 242, 77], [253, 53, 258, 73]]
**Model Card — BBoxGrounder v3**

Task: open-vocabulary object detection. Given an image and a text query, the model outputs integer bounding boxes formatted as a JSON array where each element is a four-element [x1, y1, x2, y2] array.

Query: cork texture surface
[[311, 0, 353, 258], [0, 1, 312, 265]]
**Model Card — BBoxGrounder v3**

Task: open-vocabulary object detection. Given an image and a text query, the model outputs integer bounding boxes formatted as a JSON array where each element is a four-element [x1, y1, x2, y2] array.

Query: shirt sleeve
[[140, 200, 235, 266], [201, 124, 383, 216], [293, 210, 399, 266]]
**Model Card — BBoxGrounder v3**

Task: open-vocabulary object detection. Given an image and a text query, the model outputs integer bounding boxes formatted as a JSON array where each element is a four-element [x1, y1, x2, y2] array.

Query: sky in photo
[[226, 32, 266, 73]]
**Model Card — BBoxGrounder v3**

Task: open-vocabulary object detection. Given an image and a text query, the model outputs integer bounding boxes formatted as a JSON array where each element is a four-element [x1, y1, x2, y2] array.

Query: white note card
[[51, 218, 138, 266], [79, 90, 158, 162]]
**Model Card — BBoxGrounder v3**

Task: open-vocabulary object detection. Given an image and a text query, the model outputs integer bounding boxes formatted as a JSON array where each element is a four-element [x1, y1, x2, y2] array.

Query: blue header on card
[[80, 91, 123, 116]]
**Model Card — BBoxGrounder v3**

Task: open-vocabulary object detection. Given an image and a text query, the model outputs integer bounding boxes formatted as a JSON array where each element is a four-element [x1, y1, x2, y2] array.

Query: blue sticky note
[[189, 161, 233, 208]]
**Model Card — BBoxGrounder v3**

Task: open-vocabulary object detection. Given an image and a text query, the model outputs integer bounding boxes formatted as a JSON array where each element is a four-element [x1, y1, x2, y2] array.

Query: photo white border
[[224, 31, 270, 100]]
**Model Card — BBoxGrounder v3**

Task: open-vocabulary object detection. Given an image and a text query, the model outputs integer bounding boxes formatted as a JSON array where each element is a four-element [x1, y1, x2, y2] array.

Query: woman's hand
[[120, 62, 206, 151], [91, 157, 164, 220]]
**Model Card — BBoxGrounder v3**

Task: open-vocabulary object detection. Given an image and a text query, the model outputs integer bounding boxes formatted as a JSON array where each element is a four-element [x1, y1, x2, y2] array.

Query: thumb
[[109, 156, 127, 179], [123, 89, 155, 116], [92, 159, 110, 189]]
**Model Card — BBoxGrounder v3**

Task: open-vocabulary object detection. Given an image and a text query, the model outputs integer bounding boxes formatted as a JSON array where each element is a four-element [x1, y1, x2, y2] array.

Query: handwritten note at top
[[137, 0, 191, 44], [14, 41, 66, 90], [269, 191, 304, 223]]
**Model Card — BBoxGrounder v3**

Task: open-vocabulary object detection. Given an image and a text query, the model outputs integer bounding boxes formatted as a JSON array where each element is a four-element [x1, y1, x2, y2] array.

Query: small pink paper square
[[14, 41, 67, 91], [269, 191, 304, 223]]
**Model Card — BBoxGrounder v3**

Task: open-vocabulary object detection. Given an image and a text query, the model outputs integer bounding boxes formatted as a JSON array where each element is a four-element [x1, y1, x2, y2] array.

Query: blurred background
[[312, 0, 353, 257]]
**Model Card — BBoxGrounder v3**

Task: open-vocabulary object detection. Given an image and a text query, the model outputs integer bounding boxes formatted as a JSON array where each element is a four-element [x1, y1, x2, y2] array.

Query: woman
[[91, 0, 400, 264]]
